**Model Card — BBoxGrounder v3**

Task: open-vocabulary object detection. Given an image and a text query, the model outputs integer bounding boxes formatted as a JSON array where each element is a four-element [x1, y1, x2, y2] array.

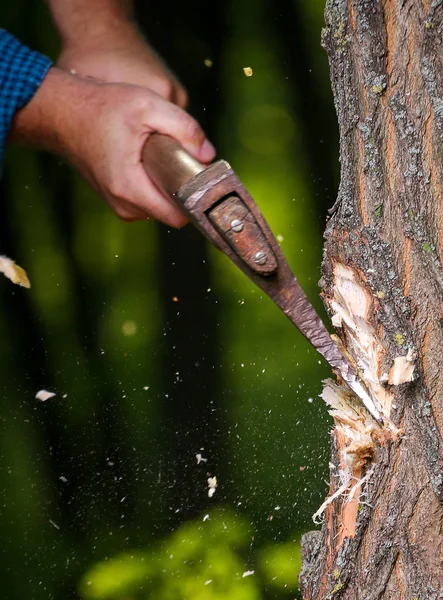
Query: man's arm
[[46, 0, 135, 49], [46, 0, 188, 106], [10, 67, 214, 226], [1, 5, 212, 226]]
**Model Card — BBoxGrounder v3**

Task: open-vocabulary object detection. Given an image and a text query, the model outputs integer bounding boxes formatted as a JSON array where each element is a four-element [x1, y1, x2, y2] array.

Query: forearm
[[46, 0, 137, 47]]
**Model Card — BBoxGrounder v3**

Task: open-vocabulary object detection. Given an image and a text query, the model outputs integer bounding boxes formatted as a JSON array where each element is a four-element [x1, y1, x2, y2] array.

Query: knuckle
[[108, 178, 125, 200], [184, 118, 203, 142], [113, 198, 137, 222], [169, 213, 189, 229], [108, 176, 135, 204], [115, 208, 134, 222], [178, 88, 189, 109], [159, 80, 175, 101], [125, 94, 153, 123], [148, 77, 174, 101]]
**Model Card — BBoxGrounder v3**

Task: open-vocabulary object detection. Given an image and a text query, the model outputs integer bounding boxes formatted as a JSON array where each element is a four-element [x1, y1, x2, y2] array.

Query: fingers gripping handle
[[142, 133, 205, 199]]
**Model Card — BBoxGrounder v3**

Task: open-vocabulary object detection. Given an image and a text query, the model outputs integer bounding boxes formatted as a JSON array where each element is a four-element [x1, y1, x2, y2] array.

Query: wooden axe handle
[[142, 133, 206, 200]]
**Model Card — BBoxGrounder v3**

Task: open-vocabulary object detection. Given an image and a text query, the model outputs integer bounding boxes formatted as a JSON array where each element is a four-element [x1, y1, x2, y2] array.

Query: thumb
[[144, 96, 216, 163]]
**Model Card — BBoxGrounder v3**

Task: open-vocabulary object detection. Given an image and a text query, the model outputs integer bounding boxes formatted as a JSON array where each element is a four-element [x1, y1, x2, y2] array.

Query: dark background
[[0, 1, 339, 598]]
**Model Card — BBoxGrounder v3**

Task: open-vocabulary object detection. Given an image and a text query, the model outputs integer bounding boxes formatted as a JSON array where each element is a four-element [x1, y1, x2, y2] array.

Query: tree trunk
[[300, 1, 443, 598]]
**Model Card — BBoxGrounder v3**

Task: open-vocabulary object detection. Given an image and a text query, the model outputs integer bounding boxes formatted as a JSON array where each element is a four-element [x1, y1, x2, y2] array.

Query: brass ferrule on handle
[[142, 134, 205, 198]]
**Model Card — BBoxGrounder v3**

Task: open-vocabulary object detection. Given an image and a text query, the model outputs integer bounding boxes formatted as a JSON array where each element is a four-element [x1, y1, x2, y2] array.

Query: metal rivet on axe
[[231, 219, 244, 233], [254, 251, 267, 265]]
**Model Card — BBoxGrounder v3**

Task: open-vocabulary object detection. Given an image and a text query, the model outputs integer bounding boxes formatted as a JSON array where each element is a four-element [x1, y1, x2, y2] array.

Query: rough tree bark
[[300, 1, 443, 598]]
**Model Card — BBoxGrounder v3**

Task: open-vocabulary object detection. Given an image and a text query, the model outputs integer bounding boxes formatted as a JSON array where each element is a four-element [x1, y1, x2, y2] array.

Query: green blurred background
[[0, 0, 339, 598]]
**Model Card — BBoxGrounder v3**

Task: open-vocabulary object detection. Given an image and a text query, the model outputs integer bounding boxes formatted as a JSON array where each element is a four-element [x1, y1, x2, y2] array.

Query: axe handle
[[142, 133, 206, 199]]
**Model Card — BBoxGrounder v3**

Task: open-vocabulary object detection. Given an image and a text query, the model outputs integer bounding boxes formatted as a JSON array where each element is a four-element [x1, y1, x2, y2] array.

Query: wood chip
[[36, 390, 56, 402], [208, 476, 217, 498], [388, 349, 416, 385], [0, 256, 30, 288]]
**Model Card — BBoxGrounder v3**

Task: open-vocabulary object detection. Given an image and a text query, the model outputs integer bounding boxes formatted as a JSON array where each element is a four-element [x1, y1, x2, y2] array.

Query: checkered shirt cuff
[[0, 28, 52, 168]]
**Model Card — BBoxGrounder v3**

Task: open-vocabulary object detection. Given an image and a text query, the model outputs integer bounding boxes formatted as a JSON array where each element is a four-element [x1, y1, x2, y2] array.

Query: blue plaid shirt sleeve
[[0, 29, 52, 169]]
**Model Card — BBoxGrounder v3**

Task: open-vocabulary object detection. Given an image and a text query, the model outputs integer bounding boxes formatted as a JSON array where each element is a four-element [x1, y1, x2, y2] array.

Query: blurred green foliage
[[0, 0, 339, 599], [79, 508, 301, 600]]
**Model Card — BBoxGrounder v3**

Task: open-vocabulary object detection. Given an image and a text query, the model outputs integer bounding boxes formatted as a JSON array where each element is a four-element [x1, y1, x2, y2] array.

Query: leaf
[[79, 552, 152, 599], [0, 255, 31, 288]]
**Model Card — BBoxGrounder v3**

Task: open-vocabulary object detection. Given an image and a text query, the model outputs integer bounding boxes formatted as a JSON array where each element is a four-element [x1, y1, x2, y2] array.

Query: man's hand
[[48, 0, 187, 106], [10, 68, 215, 227], [58, 30, 188, 108]]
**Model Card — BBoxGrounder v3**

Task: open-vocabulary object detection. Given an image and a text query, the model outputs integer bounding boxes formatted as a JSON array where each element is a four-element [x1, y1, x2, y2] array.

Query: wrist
[[10, 67, 91, 155], [60, 24, 147, 71], [54, 4, 139, 51]]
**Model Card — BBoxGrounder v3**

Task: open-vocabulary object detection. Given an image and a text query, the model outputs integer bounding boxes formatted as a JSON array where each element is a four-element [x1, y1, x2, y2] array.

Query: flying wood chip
[[207, 476, 217, 498], [243, 67, 253, 77], [0, 256, 30, 288], [36, 390, 56, 402]]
